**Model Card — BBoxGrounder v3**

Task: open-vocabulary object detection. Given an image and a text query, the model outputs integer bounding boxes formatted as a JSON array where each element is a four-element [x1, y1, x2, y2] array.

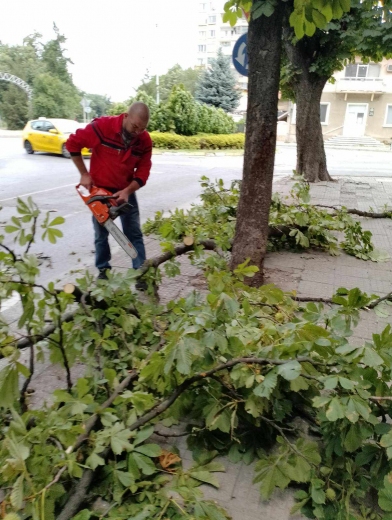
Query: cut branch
[[314, 204, 392, 218]]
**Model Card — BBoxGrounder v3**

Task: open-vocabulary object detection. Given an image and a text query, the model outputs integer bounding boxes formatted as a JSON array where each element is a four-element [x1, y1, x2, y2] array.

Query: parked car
[[22, 118, 91, 158]]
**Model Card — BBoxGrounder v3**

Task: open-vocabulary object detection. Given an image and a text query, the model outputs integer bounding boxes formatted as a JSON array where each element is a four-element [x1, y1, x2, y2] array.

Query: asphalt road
[[1, 137, 392, 289]]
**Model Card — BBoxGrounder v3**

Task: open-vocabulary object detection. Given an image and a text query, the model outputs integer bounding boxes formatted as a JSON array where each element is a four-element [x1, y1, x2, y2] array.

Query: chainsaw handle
[[87, 194, 118, 204]]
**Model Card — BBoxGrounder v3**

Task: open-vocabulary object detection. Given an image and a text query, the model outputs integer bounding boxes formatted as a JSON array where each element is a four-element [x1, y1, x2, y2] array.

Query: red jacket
[[66, 114, 152, 189]]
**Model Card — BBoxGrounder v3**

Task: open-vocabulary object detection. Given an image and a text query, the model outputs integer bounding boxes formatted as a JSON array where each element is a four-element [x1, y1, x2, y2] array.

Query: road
[[1, 137, 392, 288]]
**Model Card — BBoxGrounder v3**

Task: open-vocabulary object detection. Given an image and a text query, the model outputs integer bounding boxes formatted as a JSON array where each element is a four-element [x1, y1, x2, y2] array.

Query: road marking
[[0, 183, 75, 202]]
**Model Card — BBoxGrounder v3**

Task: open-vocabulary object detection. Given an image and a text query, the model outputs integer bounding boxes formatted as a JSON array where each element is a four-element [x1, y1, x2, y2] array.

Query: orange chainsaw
[[76, 185, 138, 259]]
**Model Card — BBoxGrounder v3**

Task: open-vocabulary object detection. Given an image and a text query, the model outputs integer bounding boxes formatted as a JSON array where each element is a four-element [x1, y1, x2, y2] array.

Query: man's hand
[[80, 173, 93, 191], [112, 188, 131, 205]]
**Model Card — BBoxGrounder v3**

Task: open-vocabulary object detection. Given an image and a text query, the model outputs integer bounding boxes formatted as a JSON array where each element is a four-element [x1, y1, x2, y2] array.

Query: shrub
[[150, 132, 245, 150]]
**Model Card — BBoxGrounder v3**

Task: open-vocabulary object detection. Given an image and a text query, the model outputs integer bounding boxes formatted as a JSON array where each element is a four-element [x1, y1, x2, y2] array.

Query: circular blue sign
[[232, 33, 248, 77]]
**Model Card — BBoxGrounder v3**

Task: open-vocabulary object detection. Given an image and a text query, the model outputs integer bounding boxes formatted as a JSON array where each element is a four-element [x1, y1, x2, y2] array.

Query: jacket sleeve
[[65, 123, 101, 155], [134, 133, 152, 187]]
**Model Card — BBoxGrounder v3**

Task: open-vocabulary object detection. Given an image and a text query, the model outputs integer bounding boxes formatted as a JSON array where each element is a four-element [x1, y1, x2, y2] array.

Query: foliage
[[150, 132, 244, 150], [1, 191, 392, 520], [32, 73, 80, 120], [196, 103, 236, 134], [137, 64, 201, 103], [144, 176, 387, 262], [107, 102, 128, 116], [0, 86, 29, 130], [196, 48, 241, 113], [166, 85, 199, 136], [40, 23, 73, 85], [76, 93, 112, 120]]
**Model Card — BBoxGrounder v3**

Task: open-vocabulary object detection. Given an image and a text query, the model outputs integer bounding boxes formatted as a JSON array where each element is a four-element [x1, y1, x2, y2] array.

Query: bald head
[[123, 102, 150, 137]]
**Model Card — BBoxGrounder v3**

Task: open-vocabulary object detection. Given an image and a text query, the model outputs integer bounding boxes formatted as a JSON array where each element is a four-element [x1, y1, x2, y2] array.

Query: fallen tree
[[1, 184, 392, 520]]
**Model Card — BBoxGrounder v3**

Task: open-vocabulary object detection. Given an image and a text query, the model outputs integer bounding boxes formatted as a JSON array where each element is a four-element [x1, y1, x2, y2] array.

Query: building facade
[[287, 58, 392, 143], [197, 0, 248, 114]]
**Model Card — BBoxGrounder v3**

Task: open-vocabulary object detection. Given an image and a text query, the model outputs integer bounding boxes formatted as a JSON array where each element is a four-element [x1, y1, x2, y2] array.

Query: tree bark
[[283, 19, 332, 183], [294, 76, 332, 182], [230, 4, 285, 285]]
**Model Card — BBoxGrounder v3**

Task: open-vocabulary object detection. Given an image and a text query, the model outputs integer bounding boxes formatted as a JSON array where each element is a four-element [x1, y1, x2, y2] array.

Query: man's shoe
[[135, 279, 148, 291], [97, 269, 109, 280]]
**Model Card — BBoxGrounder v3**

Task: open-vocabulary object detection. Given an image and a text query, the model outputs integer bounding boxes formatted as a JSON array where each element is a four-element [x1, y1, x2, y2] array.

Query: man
[[66, 102, 152, 287]]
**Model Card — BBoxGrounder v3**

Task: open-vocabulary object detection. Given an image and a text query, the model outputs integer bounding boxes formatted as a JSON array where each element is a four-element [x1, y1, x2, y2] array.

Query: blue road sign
[[232, 33, 248, 77]]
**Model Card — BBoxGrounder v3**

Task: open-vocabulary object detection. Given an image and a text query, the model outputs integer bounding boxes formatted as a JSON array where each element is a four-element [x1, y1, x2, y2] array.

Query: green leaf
[[190, 470, 220, 488], [277, 360, 302, 381], [194, 501, 230, 520], [344, 424, 362, 453], [49, 216, 65, 226], [253, 458, 291, 499], [86, 452, 105, 470], [312, 9, 327, 28], [326, 397, 345, 421], [379, 477, 392, 512], [10, 475, 24, 510], [72, 510, 91, 520], [362, 347, 384, 367], [133, 452, 157, 475], [253, 369, 278, 398], [134, 425, 154, 446], [135, 443, 162, 457], [116, 469, 134, 487], [128, 453, 141, 480]]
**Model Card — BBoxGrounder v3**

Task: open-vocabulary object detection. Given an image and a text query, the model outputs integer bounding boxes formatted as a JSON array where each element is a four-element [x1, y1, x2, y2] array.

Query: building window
[[384, 105, 392, 127], [240, 26, 248, 34], [221, 41, 230, 47], [208, 15, 216, 23], [291, 103, 330, 125], [320, 103, 330, 125], [198, 45, 206, 52], [209, 30, 215, 37], [197, 58, 205, 66], [345, 63, 381, 78], [199, 3, 207, 10], [199, 31, 206, 38]]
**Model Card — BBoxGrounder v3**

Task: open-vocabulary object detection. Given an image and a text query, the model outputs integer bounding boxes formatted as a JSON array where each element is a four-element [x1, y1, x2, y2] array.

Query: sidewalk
[[2, 175, 392, 519]]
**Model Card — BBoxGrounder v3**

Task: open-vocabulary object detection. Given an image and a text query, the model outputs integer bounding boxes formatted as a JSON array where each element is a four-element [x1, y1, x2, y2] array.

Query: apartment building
[[197, 0, 248, 113]]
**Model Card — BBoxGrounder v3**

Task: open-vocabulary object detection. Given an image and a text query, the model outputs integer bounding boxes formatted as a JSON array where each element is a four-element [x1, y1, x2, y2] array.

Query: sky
[[0, 0, 199, 101]]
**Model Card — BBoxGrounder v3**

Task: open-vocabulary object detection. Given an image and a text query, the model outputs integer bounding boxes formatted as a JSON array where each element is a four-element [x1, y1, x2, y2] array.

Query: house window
[[208, 15, 216, 23], [209, 30, 215, 37], [198, 45, 206, 52], [345, 63, 381, 78], [320, 103, 330, 125], [199, 3, 207, 10], [384, 105, 392, 127], [199, 31, 206, 38], [291, 103, 330, 125]]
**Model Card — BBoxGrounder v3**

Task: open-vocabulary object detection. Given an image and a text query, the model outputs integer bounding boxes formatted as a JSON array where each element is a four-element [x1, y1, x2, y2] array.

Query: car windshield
[[50, 120, 83, 135]]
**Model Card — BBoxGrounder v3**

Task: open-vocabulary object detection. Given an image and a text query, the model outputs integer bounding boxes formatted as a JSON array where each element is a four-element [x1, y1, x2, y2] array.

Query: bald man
[[66, 103, 152, 285]]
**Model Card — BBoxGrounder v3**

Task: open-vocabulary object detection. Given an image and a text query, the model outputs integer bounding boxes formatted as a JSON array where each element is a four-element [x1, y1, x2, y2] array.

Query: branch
[[15, 310, 77, 349], [57, 356, 319, 519], [20, 342, 34, 413], [25, 215, 38, 254], [368, 291, 392, 309], [0, 243, 17, 262], [314, 204, 392, 219]]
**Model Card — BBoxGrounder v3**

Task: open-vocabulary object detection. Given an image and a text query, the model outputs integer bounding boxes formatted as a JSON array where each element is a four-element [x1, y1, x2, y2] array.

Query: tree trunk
[[294, 77, 332, 182], [230, 4, 285, 285], [283, 18, 332, 183]]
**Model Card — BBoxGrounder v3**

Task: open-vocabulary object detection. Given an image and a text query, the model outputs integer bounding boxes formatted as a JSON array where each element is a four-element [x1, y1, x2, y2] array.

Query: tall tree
[[223, 0, 350, 284], [32, 73, 80, 119], [196, 48, 241, 112], [41, 23, 73, 84], [282, 0, 392, 182]]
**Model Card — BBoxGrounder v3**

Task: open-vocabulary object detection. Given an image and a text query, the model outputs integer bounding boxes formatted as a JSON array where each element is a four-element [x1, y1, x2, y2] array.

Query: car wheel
[[62, 144, 71, 158], [24, 140, 34, 154]]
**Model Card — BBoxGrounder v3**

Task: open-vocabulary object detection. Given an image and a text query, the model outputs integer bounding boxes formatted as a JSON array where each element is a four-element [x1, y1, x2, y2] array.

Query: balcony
[[336, 77, 386, 94]]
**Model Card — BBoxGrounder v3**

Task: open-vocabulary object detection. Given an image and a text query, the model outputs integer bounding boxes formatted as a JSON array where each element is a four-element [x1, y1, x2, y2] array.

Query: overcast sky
[[0, 0, 199, 101]]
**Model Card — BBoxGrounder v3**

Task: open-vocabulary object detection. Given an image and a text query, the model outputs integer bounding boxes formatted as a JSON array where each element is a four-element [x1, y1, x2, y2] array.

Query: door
[[343, 104, 368, 137], [41, 121, 58, 153]]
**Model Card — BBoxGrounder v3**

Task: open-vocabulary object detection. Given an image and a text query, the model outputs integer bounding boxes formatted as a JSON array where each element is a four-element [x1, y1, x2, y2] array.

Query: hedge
[[150, 132, 245, 150]]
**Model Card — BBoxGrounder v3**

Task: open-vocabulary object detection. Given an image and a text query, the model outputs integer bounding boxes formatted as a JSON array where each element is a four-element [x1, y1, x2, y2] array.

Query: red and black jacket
[[66, 114, 152, 190]]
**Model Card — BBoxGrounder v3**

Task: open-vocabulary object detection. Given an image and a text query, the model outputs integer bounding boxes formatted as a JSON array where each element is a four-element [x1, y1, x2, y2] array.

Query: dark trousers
[[92, 192, 146, 270]]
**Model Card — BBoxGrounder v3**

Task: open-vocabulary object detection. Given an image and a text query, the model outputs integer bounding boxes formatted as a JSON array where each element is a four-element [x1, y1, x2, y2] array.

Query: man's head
[[122, 102, 150, 138]]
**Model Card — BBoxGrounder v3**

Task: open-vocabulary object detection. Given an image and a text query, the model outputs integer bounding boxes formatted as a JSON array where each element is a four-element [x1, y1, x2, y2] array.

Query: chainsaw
[[76, 185, 138, 259]]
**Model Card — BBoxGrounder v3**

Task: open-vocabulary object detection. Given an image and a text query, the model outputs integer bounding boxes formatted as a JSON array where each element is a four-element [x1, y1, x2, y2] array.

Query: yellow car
[[22, 118, 91, 158]]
